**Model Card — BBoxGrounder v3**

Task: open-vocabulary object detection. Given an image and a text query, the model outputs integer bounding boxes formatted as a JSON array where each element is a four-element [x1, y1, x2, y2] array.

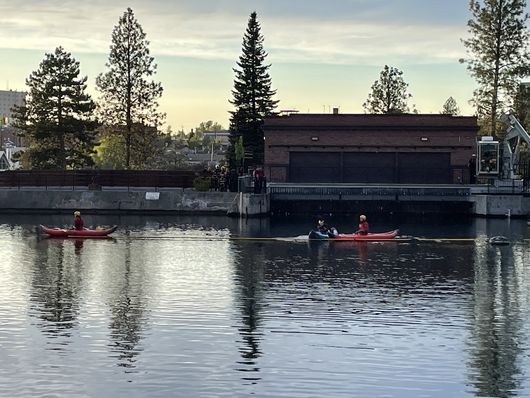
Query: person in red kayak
[[74, 211, 84, 230], [356, 214, 369, 235]]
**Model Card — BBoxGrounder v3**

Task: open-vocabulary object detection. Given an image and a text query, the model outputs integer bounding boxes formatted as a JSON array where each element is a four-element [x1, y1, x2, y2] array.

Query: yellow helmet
[[74, 211, 81, 216], [360, 214, 366, 221]]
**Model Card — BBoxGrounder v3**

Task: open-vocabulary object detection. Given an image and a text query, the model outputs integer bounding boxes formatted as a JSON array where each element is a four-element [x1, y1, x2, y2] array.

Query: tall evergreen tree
[[96, 7, 164, 169], [12, 47, 97, 169], [512, 83, 530, 129], [229, 11, 278, 168], [440, 96, 461, 115], [363, 65, 412, 114], [461, 0, 530, 137]]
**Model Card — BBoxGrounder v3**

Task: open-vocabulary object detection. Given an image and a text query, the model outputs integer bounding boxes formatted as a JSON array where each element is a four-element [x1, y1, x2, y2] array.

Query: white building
[[0, 90, 26, 125]]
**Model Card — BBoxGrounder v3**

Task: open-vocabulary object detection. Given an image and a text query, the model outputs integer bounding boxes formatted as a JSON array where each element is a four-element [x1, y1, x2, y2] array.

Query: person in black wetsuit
[[316, 217, 337, 237], [316, 218, 330, 234]]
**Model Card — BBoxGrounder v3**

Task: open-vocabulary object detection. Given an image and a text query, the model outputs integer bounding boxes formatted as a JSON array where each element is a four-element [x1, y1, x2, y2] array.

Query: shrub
[[193, 177, 211, 191]]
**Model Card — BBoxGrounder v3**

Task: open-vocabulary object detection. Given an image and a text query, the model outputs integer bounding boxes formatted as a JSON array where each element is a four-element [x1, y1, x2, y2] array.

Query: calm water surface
[[0, 214, 529, 397]]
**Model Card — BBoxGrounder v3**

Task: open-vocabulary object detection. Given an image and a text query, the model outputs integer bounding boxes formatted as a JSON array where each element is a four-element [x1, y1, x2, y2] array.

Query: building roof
[[264, 113, 478, 131]]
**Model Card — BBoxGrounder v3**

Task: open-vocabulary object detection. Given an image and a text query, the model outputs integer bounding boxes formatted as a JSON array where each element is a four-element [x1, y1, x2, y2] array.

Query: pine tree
[[12, 47, 97, 169], [96, 7, 164, 169], [461, 0, 529, 137], [512, 83, 530, 129], [229, 11, 278, 168], [440, 97, 461, 115], [363, 65, 412, 114]]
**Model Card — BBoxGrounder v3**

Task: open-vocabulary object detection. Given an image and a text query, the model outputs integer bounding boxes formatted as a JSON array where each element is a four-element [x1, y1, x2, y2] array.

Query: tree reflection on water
[[29, 239, 82, 341], [232, 241, 267, 384], [107, 238, 147, 370], [468, 243, 528, 397]]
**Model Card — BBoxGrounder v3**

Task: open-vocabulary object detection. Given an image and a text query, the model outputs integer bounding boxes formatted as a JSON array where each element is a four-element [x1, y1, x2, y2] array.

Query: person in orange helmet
[[73, 211, 84, 231], [356, 214, 369, 235]]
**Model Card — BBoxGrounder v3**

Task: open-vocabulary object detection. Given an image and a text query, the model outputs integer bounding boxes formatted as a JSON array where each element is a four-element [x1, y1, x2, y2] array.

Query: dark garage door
[[398, 153, 451, 184], [343, 153, 395, 183], [290, 152, 341, 183], [288, 152, 452, 183]]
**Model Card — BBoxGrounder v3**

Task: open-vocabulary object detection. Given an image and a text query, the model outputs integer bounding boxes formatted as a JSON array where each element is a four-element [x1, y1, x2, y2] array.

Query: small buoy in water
[[489, 236, 510, 245]]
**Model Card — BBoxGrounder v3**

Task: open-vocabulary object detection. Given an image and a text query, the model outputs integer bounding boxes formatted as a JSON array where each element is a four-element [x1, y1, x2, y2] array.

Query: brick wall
[[264, 113, 478, 183]]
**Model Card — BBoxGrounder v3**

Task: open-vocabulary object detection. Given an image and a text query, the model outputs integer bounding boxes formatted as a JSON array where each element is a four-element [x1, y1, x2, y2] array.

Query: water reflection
[[0, 215, 529, 397], [107, 239, 147, 370], [29, 239, 82, 341], [232, 242, 266, 383], [468, 242, 529, 397]]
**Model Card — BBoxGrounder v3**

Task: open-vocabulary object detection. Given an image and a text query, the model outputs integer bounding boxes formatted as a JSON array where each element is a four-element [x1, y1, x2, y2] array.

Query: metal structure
[[477, 138, 500, 175], [500, 114, 530, 180]]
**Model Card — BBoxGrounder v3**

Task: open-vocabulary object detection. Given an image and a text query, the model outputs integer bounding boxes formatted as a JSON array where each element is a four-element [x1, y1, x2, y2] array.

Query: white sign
[[145, 192, 160, 200]]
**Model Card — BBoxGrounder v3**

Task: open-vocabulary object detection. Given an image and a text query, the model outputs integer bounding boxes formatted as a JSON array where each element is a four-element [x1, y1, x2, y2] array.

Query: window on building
[[0, 157, 9, 169]]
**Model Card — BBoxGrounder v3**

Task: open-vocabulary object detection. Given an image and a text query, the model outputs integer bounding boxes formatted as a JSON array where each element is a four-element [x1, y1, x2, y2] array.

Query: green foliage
[[190, 120, 224, 151], [96, 7, 164, 169], [512, 84, 530, 130], [93, 130, 126, 169], [12, 47, 97, 169], [195, 120, 223, 136], [229, 12, 278, 168], [130, 123, 166, 168], [461, 0, 529, 137], [440, 97, 460, 116], [235, 136, 244, 162], [193, 176, 211, 191], [363, 65, 412, 114]]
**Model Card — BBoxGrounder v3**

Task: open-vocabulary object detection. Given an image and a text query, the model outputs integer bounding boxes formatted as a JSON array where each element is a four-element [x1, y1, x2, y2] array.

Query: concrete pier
[[268, 183, 530, 218]]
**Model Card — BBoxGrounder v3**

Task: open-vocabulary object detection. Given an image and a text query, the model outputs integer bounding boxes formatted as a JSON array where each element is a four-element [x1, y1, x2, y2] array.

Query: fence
[[0, 170, 196, 189], [521, 159, 530, 194]]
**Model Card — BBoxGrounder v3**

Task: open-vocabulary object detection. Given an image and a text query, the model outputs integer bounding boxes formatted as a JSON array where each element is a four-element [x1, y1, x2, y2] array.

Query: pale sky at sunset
[[0, 0, 481, 131]]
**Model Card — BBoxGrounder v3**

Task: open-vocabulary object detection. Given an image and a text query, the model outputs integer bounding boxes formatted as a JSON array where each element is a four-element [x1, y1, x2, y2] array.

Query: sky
[[0, 0, 480, 131]]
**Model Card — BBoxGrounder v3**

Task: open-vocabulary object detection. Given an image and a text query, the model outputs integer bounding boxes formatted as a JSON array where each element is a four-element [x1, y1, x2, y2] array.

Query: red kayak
[[333, 229, 399, 241], [41, 225, 118, 238]]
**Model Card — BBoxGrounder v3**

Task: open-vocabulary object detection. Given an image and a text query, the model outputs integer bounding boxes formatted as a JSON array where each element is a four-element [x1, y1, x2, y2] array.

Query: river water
[[0, 213, 529, 398]]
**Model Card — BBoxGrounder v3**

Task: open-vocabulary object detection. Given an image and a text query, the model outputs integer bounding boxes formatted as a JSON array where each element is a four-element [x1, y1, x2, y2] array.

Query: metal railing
[[268, 183, 472, 199]]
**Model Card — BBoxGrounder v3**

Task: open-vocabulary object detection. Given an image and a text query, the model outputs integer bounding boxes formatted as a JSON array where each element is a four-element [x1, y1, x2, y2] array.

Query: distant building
[[0, 90, 26, 125], [264, 113, 478, 184], [203, 130, 230, 152]]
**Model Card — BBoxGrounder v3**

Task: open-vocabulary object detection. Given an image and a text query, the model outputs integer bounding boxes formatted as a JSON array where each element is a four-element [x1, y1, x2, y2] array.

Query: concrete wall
[[472, 195, 530, 217], [0, 188, 269, 216], [237, 193, 270, 217]]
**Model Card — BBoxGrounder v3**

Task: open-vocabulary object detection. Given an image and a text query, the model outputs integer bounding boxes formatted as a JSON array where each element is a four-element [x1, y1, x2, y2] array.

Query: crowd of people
[[201, 165, 239, 192], [200, 164, 267, 193]]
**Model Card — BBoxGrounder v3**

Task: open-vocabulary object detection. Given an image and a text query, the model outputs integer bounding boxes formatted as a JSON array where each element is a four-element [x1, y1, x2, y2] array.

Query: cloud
[[0, 0, 469, 65]]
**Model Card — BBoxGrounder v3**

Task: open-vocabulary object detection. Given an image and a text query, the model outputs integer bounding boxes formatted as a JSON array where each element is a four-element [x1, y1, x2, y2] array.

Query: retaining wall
[[472, 195, 530, 217], [0, 188, 270, 216]]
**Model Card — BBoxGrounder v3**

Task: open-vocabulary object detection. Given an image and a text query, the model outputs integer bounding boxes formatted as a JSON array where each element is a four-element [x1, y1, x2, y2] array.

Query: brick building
[[264, 113, 478, 184]]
